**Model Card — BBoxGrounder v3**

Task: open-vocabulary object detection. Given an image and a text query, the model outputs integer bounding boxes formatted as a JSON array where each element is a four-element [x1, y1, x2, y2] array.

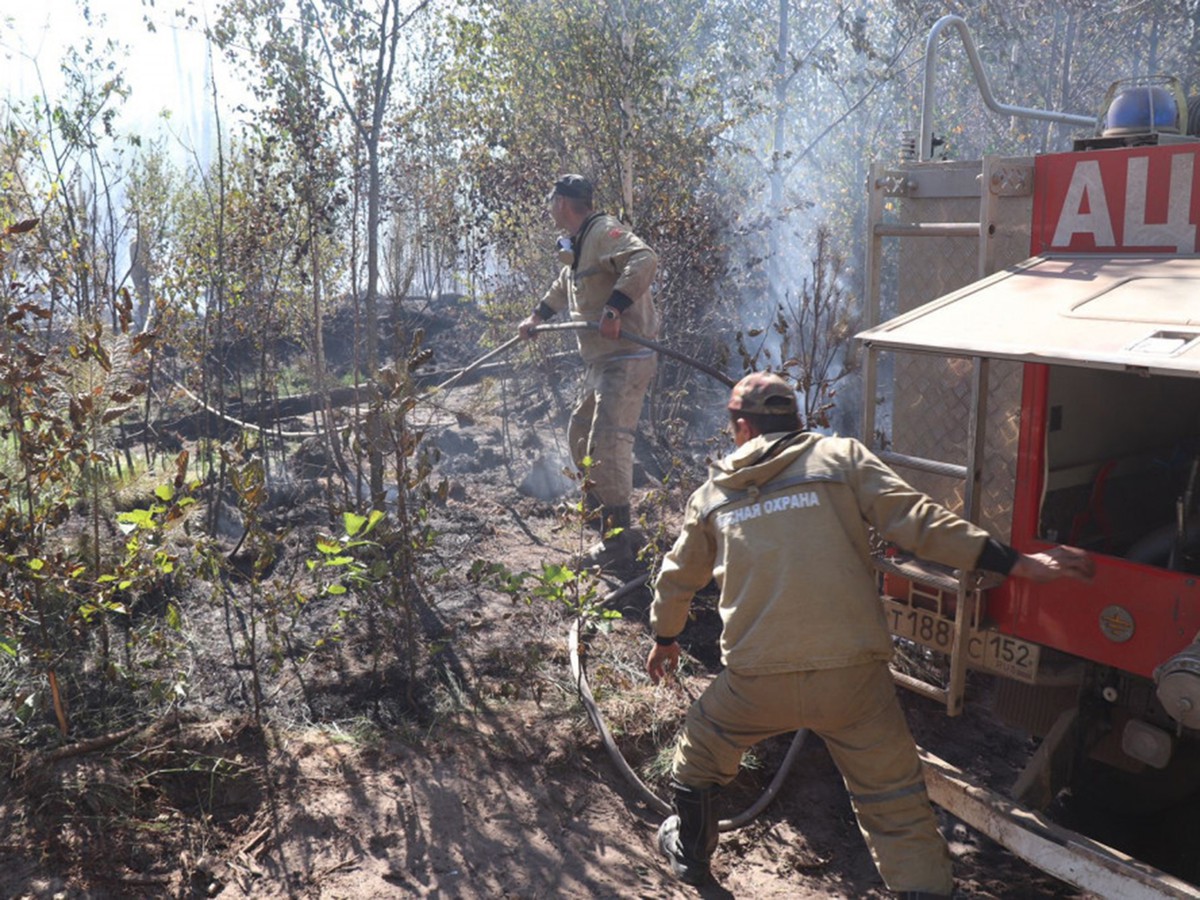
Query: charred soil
[[0, 349, 1100, 899]]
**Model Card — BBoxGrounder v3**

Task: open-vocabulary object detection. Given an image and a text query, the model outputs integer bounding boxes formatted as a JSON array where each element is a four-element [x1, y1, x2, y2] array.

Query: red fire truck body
[[854, 18, 1200, 889], [861, 132, 1200, 788], [1001, 144, 1200, 680]]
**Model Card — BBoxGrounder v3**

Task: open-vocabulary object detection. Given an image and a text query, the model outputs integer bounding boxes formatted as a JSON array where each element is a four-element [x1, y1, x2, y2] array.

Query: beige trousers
[[672, 660, 953, 894], [568, 353, 656, 509]]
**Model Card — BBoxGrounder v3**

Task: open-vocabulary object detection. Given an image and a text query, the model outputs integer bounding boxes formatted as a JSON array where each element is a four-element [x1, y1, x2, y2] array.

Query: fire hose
[[418, 319, 735, 402], [417, 334, 527, 402], [527, 320, 736, 388], [425, 319, 802, 826], [570, 575, 808, 831]]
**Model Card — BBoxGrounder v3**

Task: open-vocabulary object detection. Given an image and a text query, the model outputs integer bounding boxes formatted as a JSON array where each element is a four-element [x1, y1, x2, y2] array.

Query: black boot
[[897, 892, 952, 899], [581, 492, 604, 534], [573, 504, 635, 572], [657, 781, 719, 886]]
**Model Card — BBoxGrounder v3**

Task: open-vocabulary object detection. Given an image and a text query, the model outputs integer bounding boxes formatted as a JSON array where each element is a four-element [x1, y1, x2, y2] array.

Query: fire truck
[[857, 15, 1200, 898]]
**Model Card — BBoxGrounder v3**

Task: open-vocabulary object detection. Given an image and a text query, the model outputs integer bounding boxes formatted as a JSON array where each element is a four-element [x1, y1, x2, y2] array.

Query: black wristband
[[534, 301, 556, 320], [606, 289, 634, 313], [976, 538, 1020, 575], [654, 635, 678, 646]]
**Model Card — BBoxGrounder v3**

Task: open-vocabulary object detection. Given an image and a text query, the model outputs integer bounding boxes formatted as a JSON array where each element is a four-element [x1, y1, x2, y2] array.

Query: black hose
[[531, 320, 735, 388], [569, 575, 807, 830]]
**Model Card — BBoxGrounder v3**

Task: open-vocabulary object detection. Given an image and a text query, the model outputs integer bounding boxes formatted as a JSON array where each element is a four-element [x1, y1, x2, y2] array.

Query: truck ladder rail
[[876, 553, 984, 716], [875, 552, 962, 594], [873, 221, 982, 238], [876, 449, 969, 482], [921, 749, 1200, 899], [861, 185, 992, 713]]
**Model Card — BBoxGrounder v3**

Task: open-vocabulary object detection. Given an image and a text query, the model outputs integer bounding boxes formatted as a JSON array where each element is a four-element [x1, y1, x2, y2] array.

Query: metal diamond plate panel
[[875, 166, 1032, 540]]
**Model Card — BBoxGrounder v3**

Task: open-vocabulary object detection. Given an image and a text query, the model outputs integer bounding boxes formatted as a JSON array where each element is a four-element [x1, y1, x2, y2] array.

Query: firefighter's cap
[[727, 372, 798, 416], [549, 174, 593, 203]]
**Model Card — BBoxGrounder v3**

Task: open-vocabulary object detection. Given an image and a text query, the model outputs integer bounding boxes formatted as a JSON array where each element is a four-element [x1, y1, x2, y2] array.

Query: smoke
[[518, 452, 575, 503]]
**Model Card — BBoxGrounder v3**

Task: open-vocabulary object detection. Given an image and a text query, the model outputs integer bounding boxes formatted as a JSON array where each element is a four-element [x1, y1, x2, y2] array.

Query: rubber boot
[[657, 781, 719, 886], [574, 505, 635, 572], [582, 491, 604, 533]]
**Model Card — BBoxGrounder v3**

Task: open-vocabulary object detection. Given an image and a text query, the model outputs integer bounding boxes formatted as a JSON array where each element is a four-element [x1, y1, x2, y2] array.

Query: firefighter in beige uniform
[[647, 372, 1095, 897], [520, 174, 659, 570]]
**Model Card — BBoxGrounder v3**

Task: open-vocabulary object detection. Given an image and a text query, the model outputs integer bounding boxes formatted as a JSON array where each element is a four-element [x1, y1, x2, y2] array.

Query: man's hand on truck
[[1010, 545, 1096, 583]]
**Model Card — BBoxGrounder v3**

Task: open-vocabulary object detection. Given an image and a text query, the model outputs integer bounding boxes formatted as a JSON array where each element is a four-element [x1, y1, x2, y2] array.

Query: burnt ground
[[0, 340, 1103, 899]]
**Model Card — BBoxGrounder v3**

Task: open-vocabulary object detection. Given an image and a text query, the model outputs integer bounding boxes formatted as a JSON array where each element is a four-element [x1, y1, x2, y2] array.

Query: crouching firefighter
[[646, 372, 1095, 896]]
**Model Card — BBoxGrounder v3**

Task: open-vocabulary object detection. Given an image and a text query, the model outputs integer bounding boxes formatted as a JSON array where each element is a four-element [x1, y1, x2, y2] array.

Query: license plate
[[882, 598, 1040, 684]]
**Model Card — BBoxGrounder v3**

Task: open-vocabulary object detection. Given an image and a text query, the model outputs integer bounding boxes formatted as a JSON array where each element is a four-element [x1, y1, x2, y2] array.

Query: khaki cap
[[727, 372, 798, 416]]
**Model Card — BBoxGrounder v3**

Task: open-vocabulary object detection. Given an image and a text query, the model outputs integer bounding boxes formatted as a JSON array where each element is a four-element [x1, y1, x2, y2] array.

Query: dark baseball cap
[[549, 174, 594, 203], [728, 372, 798, 416]]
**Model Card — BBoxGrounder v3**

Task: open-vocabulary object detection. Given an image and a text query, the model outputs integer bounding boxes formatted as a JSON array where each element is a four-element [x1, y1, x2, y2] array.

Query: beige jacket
[[651, 432, 991, 674], [540, 213, 658, 364]]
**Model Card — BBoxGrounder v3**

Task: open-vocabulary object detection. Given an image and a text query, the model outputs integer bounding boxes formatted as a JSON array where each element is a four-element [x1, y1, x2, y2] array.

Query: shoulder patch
[[608, 228, 624, 238]]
